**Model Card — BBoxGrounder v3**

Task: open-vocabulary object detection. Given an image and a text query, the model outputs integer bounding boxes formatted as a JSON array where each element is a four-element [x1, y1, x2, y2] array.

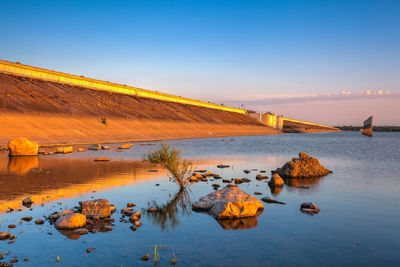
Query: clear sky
[[2, 0, 399, 125]]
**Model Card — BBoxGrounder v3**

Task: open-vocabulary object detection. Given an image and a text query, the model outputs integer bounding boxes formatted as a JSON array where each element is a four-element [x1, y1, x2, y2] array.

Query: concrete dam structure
[[247, 112, 339, 133], [0, 60, 337, 145]]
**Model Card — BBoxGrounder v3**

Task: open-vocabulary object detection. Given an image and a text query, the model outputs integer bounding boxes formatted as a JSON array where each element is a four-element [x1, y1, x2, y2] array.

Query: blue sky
[[1, 0, 399, 124]]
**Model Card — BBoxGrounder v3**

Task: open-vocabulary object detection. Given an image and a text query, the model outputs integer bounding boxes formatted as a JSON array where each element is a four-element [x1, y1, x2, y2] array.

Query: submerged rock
[[273, 152, 332, 178], [88, 144, 102, 150], [261, 197, 286, 205], [56, 146, 73, 154], [217, 164, 230, 168], [87, 248, 96, 253], [73, 228, 89, 235], [55, 213, 86, 229], [8, 137, 38, 156], [268, 174, 284, 187], [119, 144, 133, 149], [141, 254, 151, 261], [21, 216, 32, 222], [300, 202, 320, 213], [35, 219, 45, 225], [80, 199, 111, 218], [192, 187, 264, 219]]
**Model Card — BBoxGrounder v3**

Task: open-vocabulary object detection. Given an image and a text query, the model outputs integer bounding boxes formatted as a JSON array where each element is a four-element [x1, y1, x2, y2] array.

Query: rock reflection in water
[[285, 177, 322, 190], [58, 229, 82, 240], [269, 185, 283, 196], [217, 209, 263, 230], [145, 189, 191, 231], [7, 156, 38, 174]]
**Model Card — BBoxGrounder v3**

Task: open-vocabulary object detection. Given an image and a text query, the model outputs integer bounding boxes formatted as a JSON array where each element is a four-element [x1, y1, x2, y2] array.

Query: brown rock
[[256, 174, 268, 180], [77, 148, 85, 152], [80, 199, 111, 218], [300, 202, 320, 213], [35, 219, 45, 225], [94, 157, 110, 162], [127, 203, 136, 207], [119, 144, 133, 149], [55, 213, 86, 229], [56, 146, 73, 154], [133, 211, 141, 219], [88, 144, 102, 150], [8, 137, 38, 156], [192, 187, 264, 219], [254, 192, 262, 195], [87, 248, 96, 253], [121, 207, 133, 216], [0, 232, 10, 240], [8, 224, 16, 229], [110, 205, 117, 213], [141, 254, 151, 261], [234, 178, 242, 184], [101, 145, 110, 150], [268, 174, 284, 187], [210, 201, 259, 219], [21, 216, 32, 222], [273, 152, 332, 178], [22, 197, 33, 206]]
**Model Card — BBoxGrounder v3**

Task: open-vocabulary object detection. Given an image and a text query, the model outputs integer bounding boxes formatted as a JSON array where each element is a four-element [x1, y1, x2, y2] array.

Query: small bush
[[100, 117, 107, 125], [143, 144, 192, 189]]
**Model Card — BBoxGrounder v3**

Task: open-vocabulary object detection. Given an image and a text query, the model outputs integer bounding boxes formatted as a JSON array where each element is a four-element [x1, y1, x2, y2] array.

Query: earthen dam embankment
[[0, 72, 280, 145]]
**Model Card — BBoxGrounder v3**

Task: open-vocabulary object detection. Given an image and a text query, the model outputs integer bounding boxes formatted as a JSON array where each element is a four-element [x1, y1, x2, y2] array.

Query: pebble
[[87, 248, 96, 253], [35, 219, 45, 225], [8, 224, 16, 229], [21, 216, 32, 222], [141, 254, 151, 261]]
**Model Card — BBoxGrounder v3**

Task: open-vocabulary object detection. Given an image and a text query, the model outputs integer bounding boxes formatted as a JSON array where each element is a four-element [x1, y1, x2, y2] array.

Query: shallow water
[[1, 132, 400, 266]]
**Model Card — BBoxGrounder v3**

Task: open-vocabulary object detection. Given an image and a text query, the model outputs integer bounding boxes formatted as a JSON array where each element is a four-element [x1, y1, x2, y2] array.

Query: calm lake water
[[1, 131, 400, 266]]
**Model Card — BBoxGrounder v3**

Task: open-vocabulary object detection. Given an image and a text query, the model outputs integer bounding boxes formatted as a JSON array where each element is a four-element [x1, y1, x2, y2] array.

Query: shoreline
[[0, 113, 282, 146]]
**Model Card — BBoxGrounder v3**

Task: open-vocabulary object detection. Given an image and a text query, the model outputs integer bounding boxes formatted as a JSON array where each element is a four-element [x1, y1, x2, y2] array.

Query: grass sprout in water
[[143, 144, 192, 189]]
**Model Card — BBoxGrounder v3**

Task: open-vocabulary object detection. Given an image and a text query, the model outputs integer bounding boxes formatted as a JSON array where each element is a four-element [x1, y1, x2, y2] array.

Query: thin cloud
[[226, 90, 398, 106]]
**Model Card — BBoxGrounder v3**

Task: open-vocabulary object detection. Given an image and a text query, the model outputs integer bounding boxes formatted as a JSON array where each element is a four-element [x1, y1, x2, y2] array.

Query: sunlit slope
[[0, 72, 280, 144]]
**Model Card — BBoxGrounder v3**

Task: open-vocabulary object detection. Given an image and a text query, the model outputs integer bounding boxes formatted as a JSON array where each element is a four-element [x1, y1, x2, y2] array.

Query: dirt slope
[[0, 73, 280, 145]]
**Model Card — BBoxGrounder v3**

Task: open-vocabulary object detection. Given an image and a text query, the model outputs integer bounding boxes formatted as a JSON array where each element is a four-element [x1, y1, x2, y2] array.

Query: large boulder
[[273, 152, 332, 178], [55, 213, 86, 229], [80, 199, 111, 218], [192, 187, 264, 219], [8, 137, 38, 156]]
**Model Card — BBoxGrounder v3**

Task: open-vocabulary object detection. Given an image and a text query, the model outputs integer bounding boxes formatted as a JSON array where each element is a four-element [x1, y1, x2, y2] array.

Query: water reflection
[[0, 156, 167, 214], [145, 189, 192, 231], [216, 209, 263, 230], [285, 177, 322, 190], [7, 156, 38, 174], [269, 185, 283, 196]]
